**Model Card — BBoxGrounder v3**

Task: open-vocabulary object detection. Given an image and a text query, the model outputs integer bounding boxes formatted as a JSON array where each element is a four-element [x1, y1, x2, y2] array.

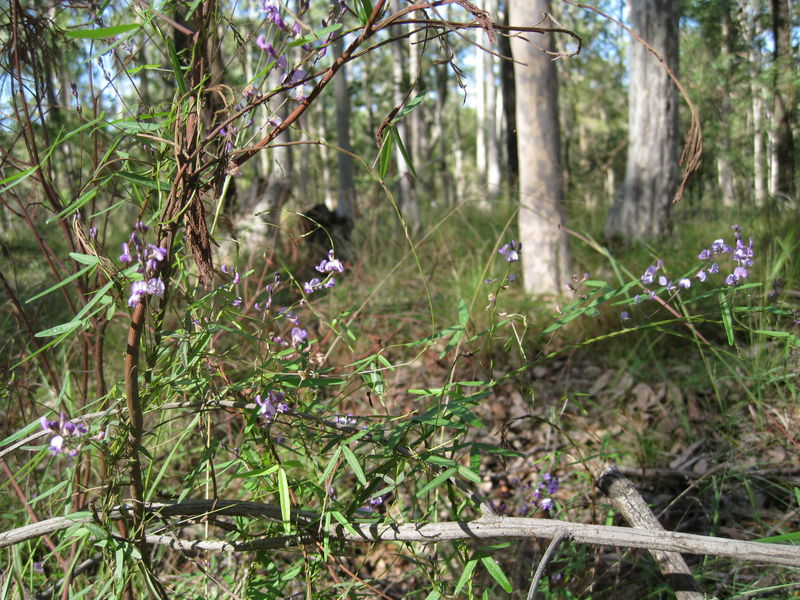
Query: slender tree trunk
[[510, 0, 569, 295], [498, 0, 518, 181], [333, 35, 355, 226], [770, 0, 795, 200], [485, 1, 501, 199], [475, 19, 487, 186], [604, 0, 679, 241], [737, 0, 767, 206], [717, 1, 737, 208]]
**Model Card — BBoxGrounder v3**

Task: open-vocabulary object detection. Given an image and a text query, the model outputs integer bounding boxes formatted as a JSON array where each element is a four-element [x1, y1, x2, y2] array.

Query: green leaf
[[288, 23, 343, 47], [393, 90, 427, 123], [392, 127, 417, 179], [278, 468, 291, 534], [355, 0, 373, 24], [117, 170, 171, 191], [69, 252, 99, 266], [416, 467, 457, 497], [454, 558, 478, 595], [319, 446, 342, 483], [167, 38, 187, 95], [457, 298, 469, 328], [456, 465, 482, 484], [65, 24, 139, 39], [234, 464, 280, 479], [718, 290, 734, 345], [34, 320, 82, 338], [480, 555, 512, 592], [378, 132, 393, 179], [26, 263, 95, 303], [330, 510, 359, 537], [341, 446, 367, 486], [423, 591, 441, 600]]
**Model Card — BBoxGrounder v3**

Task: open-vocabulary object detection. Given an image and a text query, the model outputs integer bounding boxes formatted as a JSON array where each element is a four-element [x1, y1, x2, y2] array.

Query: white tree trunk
[[510, 0, 569, 296], [604, 0, 679, 241]]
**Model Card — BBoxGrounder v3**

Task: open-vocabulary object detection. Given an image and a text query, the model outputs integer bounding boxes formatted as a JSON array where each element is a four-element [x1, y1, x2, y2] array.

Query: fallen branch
[[1, 500, 798, 568], [596, 465, 704, 600]]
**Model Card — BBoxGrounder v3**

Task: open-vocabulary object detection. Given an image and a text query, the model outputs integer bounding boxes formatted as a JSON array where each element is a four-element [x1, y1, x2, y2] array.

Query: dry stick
[[527, 531, 566, 600], [595, 465, 704, 600], [2, 501, 799, 568], [124, 301, 149, 569]]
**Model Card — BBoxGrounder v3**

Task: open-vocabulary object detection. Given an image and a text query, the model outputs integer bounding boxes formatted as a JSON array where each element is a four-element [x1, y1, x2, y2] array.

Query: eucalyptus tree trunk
[[333, 34, 355, 227], [717, 2, 737, 208], [498, 0, 518, 181], [484, 0, 501, 199], [604, 0, 679, 241], [510, 0, 569, 295], [737, 0, 767, 206], [770, 0, 795, 200]]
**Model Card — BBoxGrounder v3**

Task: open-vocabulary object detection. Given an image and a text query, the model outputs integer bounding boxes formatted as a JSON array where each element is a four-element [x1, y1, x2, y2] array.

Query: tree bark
[[484, 0, 501, 199], [604, 0, 679, 241], [510, 0, 569, 295], [770, 0, 795, 200], [498, 0, 518, 181], [333, 34, 355, 227]]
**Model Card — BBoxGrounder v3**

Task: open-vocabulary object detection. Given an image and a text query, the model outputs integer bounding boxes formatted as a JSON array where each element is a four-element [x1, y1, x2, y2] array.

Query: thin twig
[[527, 531, 566, 600]]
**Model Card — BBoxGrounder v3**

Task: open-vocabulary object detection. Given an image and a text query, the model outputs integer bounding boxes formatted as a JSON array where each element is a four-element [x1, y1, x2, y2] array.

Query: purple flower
[[303, 277, 322, 294], [315, 250, 345, 274], [281, 68, 307, 87], [620, 311, 630, 322], [268, 115, 282, 127], [291, 327, 308, 348], [725, 274, 736, 286], [498, 240, 521, 262], [641, 260, 662, 285], [120, 243, 132, 263], [128, 280, 148, 307], [89, 226, 97, 240], [541, 472, 559, 495], [539, 497, 554, 511], [48, 435, 64, 455], [658, 275, 668, 287], [709, 262, 720, 274], [678, 278, 691, 289], [711, 239, 731, 254], [255, 391, 287, 424], [33, 561, 44, 574], [696, 269, 707, 282], [261, 0, 288, 30], [698, 248, 711, 261], [146, 277, 165, 297], [733, 265, 748, 281]]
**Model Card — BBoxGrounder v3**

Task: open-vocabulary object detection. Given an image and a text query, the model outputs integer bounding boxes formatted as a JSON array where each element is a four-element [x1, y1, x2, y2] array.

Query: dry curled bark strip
[[595, 465, 704, 600], [2, 500, 799, 568]]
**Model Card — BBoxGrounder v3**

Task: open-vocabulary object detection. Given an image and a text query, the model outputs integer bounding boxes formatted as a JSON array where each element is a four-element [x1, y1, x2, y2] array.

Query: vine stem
[[124, 300, 148, 563]]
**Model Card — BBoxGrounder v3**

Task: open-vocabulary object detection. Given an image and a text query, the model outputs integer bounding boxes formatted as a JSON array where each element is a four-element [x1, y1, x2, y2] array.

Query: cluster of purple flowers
[[636, 225, 755, 304], [255, 390, 289, 425], [40, 413, 89, 456], [119, 221, 166, 307], [519, 472, 559, 513], [303, 249, 344, 294], [697, 224, 754, 286], [497, 472, 560, 516]]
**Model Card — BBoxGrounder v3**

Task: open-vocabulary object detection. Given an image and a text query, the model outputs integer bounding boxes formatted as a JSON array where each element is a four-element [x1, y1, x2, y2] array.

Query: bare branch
[[1, 500, 798, 568]]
